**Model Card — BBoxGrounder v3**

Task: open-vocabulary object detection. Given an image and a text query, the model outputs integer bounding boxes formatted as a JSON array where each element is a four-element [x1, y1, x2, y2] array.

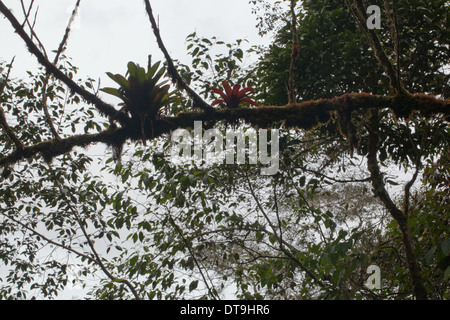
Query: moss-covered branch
[[0, 126, 128, 167], [1, 92, 446, 168]]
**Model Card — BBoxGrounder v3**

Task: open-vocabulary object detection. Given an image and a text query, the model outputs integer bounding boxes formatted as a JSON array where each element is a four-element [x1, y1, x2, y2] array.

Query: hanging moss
[[334, 94, 359, 151]]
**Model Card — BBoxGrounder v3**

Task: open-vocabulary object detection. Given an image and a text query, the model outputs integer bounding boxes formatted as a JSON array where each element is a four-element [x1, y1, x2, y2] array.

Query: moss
[[331, 94, 359, 151], [391, 93, 414, 120]]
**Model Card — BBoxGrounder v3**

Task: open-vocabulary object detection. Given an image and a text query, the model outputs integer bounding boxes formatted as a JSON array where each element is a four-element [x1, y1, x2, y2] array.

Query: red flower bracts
[[211, 80, 258, 108]]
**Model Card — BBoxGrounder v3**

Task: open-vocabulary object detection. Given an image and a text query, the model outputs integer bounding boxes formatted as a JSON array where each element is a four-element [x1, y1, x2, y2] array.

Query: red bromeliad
[[211, 80, 258, 108]]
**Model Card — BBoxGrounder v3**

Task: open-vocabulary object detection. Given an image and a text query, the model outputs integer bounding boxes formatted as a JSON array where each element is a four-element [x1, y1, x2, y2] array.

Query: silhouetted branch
[[143, 0, 215, 113], [40, 0, 82, 140], [0, 1, 131, 126], [20, 0, 47, 58], [365, 109, 428, 300], [0, 92, 448, 168]]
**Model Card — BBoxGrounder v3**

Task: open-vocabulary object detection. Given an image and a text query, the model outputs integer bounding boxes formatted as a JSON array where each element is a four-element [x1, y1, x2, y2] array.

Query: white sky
[[1, 0, 271, 88]]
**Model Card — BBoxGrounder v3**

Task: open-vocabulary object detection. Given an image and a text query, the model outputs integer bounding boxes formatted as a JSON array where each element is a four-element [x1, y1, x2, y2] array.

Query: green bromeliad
[[101, 57, 177, 144]]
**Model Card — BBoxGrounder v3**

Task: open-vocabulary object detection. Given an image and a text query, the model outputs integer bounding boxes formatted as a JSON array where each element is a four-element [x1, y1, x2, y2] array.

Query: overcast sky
[[1, 0, 271, 88]]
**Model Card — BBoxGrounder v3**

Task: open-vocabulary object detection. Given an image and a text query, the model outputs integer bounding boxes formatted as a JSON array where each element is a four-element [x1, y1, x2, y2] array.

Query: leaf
[[127, 61, 138, 77], [425, 247, 436, 266], [445, 266, 450, 281], [189, 280, 199, 292], [222, 80, 233, 97], [148, 61, 162, 79], [299, 176, 306, 187], [269, 235, 277, 244], [135, 66, 147, 87], [441, 239, 450, 255], [100, 87, 124, 100], [106, 72, 129, 90], [129, 255, 139, 267]]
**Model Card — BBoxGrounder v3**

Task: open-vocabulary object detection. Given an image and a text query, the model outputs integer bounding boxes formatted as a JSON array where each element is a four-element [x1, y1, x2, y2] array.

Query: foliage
[[0, 0, 449, 300], [101, 59, 179, 144], [101, 60, 177, 118]]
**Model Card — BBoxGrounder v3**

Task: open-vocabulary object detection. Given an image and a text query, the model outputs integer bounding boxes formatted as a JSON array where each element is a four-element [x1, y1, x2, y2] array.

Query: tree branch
[[295, 165, 371, 183], [384, 0, 401, 91], [366, 109, 428, 300], [40, 0, 82, 140], [166, 210, 220, 300], [243, 169, 325, 287], [288, 0, 298, 104], [0, 126, 128, 167], [46, 166, 141, 300], [0, 210, 96, 265], [345, 0, 406, 95], [0, 1, 130, 126], [20, 0, 47, 58], [0, 92, 447, 168], [142, 0, 215, 113]]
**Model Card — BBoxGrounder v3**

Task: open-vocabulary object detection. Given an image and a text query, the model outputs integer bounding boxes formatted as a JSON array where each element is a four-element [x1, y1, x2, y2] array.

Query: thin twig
[[296, 165, 371, 183], [243, 169, 325, 287], [1, 210, 96, 264], [20, 0, 35, 28], [40, 0, 82, 140], [46, 165, 141, 300], [20, 0, 48, 58]]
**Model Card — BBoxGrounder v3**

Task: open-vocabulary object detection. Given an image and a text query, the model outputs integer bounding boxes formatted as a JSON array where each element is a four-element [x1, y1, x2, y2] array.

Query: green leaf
[[441, 239, 450, 255], [106, 72, 129, 90], [135, 66, 147, 87], [129, 255, 139, 267], [127, 61, 138, 77], [148, 61, 162, 79], [269, 235, 277, 244], [189, 280, 199, 292], [100, 87, 124, 99], [444, 266, 450, 281], [425, 247, 436, 266]]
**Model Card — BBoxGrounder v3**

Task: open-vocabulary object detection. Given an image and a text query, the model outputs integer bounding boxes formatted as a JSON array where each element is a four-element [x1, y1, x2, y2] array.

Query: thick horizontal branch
[[156, 93, 449, 134], [0, 127, 128, 167], [0, 93, 448, 168]]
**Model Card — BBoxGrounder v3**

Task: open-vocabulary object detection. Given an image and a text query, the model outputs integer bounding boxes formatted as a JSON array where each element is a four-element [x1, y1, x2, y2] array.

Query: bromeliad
[[101, 57, 177, 144], [211, 80, 258, 109]]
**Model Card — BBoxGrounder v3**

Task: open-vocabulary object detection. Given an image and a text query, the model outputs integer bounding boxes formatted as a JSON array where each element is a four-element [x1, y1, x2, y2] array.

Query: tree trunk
[[366, 110, 428, 300]]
